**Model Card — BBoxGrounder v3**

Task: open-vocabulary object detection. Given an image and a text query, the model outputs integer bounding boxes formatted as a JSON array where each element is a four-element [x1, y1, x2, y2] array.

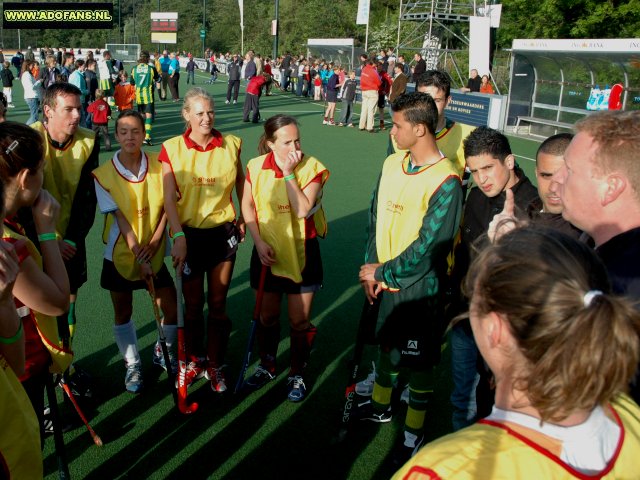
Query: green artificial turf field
[[6, 71, 540, 479]]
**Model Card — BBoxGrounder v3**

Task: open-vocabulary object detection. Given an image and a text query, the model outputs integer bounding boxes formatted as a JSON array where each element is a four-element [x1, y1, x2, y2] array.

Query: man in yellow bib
[[29, 83, 99, 394], [358, 92, 463, 465]]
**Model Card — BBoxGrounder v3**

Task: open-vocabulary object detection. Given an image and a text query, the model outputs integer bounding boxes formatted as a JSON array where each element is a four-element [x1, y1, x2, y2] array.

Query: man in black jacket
[[449, 126, 538, 431], [225, 54, 242, 104], [552, 110, 640, 401]]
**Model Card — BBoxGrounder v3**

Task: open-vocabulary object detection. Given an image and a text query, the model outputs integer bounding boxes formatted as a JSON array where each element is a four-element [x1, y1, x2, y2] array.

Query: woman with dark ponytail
[[241, 114, 329, 402], [394, 226, 640, 479]]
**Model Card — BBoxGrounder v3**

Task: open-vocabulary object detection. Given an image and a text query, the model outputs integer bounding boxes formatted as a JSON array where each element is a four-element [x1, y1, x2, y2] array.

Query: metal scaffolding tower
[[396, 1, 487, 85]]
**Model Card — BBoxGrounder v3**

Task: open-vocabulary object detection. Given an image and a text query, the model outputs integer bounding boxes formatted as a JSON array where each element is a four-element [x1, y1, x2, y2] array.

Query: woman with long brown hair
[[241, 114, 329, 402], [394, 226, 640, 479]]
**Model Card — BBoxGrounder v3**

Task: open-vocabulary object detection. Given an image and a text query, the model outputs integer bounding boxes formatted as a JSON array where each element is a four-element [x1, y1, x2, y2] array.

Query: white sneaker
[[355, 361, 376, 396], [225, 100, 230, 104], [233, 100, 237, 104], [7, 104, 15, 108]]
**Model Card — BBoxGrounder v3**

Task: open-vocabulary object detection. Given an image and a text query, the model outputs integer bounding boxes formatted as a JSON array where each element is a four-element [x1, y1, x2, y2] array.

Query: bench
[[515, 116, 573, 135]]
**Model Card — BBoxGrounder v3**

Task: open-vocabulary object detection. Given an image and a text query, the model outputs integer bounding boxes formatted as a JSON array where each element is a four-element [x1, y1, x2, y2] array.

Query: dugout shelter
[[506, 38, 640, 137]]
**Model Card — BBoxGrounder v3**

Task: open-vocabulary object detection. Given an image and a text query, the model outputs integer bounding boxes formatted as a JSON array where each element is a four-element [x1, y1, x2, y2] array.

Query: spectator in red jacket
[[87, 89, 112, 151], [358, 57, 382, 133], [243, 72, 268, 123], [377, 62, 392, 130]]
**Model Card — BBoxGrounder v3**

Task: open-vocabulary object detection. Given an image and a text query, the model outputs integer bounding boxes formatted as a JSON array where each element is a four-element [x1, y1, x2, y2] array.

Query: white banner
[[356, 0, 370, 25], [469, 16, 491, 78], [238, 0, 244, 30]]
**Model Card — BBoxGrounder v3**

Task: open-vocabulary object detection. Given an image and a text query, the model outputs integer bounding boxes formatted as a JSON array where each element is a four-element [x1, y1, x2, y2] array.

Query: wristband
[[0, 320, 23, 345], [64, 239, 77, 248], [171, 231, 185, 240], [283, 173, 296, 181], [38, 233, 57, 242]]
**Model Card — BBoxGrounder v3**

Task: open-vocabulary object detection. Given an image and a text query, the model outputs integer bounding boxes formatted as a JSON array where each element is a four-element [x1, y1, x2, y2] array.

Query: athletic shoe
[[287, 375, 307, 402], [392, 431, 424, 466], [355, 362, 377, 396], [337, 123, 345, 127], [356, 399, 392, 423], [152, 342, 178, 375], [244, 365, 275, 390], [7, 104, 15, 108], [328, 120, 336, 126], [225, 100, 230, 104], [183, 360, 205, 387], [43, 406, 54, 435], [143, 138, 153, 146], [322, 120, 328, 125], [233, 100, 237, 104], [347, 123, 354, 127], [206, 366, 227, 393], [125, 363, 144, 394], [62, 364, 93, 399]]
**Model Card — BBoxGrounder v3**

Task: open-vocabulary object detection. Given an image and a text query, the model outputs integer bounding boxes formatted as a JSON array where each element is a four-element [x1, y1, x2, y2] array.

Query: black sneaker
[[287, 375, 306, 402], [244, 365, 275, 390], [356, 399, 392, 423], [392, 432, 424, 466], [61, 365, 93, 399]]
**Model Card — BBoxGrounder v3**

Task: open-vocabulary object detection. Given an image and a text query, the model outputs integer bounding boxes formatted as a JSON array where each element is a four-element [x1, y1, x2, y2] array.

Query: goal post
[[104, 44, 141, 63]]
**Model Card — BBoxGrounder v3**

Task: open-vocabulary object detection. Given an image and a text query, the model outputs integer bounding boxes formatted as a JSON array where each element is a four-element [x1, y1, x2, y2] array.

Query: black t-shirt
[[467, 76, 481, 92]]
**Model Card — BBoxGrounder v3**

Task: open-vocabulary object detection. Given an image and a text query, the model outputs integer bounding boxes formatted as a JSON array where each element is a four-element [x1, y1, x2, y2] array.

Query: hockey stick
[[175, 267, 198, 414], [234, 264, 268, 394], [146, 276, 178, 407], [46, 374, 71, 479], [337, 296, 380, 441], [59, 381, 103, 447]]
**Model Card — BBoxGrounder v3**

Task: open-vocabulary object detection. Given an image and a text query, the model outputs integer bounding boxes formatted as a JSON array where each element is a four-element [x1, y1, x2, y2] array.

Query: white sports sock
[[113, 320, 140, 366], [162, 324, 177, 349]]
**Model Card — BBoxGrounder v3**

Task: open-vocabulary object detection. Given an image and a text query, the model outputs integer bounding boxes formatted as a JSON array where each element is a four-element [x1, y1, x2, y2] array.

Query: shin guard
[[289, 325, 317, 376]]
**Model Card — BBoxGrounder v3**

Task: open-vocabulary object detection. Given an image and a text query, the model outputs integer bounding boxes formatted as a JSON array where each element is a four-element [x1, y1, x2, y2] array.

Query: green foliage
[[2, 0, 639, 56], [369, 22, 397, 52]]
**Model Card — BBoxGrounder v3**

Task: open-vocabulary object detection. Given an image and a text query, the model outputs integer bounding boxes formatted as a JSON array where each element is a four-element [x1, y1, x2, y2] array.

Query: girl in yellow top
[[93, 110, 177, 394], [0, 129, 42, 479], [0, 122, 71, 460], [393, 227, 640, 480], [241, 114, 329, 402], [161, 88, 245, 393]]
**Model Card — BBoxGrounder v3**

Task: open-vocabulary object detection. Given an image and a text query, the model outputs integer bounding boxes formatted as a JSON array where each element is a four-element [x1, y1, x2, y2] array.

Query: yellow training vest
[[1, 226, 74, 374], [163, 134, 241, 229], [391, 121, 474, 178], [376, 152, 459, 289], [32, 122, 96, 237], [93, 153, 167, 281], [393, 395, 640, 480], [247, 154, 329, 283], [0, 356, 42, 479]]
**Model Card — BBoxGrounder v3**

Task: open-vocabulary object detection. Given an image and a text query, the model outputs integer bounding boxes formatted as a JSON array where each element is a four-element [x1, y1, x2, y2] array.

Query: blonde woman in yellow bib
[[241, 114, 329, 402], [161, 88, 245, 394]]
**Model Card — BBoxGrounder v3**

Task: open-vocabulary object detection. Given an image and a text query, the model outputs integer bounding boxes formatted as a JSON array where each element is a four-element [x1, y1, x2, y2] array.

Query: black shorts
[[377, 94, 386, 109], [137, 103, 154, 115], [182, 222, 239, 279], [249, 237, 323, 294], [100, 258, 174, 293], [65, 241, 87, 294], [326, 90, 338, 103]]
